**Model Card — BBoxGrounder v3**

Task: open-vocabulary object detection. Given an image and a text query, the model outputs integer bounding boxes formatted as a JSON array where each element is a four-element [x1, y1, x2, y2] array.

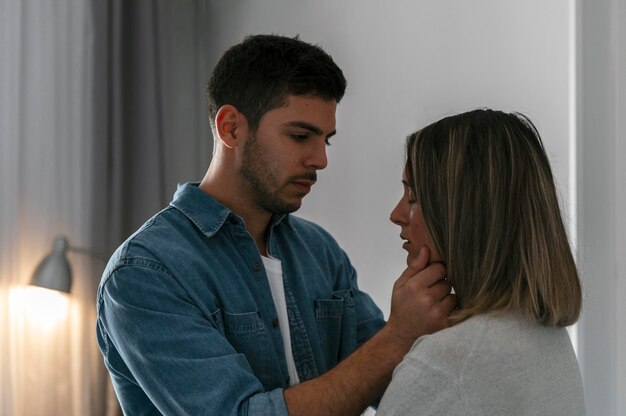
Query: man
[[97, 34, 456, 415]]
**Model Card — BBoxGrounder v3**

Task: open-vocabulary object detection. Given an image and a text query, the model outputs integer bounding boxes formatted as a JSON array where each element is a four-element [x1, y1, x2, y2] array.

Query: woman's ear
[[214, 105, 247, 148]]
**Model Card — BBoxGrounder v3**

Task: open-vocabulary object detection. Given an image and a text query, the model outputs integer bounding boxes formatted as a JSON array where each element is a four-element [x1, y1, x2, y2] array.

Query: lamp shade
[[31, 236, 72, 293]]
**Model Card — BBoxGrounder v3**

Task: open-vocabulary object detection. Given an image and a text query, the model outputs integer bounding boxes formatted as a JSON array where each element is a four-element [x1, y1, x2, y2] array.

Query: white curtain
[[0, 1, 212, 414], [0, 0, 113, 415]]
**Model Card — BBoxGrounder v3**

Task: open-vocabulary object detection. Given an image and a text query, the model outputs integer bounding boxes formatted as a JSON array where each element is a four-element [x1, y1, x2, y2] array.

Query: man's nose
[[306, 139, 328, 170]]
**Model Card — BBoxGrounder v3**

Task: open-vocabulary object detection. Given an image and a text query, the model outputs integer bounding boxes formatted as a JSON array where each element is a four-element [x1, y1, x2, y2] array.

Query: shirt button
[[253, 262, 262, 271], [272, 318, 279, 328]]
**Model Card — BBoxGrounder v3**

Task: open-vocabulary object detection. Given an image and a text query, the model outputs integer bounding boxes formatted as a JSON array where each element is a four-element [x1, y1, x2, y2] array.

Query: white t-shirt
[[261, 255, 300, 386]]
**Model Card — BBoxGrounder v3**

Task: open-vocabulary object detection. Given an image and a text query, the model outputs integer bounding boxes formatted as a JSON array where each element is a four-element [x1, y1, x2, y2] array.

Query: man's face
[[238, 95, 337, 215]]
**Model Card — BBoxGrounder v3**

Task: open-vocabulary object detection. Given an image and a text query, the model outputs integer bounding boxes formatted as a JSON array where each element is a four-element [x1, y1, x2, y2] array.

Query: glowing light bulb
[[10, 286, 69, 331]]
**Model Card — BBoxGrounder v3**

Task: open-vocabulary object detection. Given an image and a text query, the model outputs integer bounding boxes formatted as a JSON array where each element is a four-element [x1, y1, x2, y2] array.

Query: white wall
[[205, 0, 573, 319], [616, 2, 626, 413], [200, 0, 626, 414], [577, 0, 626, 413]]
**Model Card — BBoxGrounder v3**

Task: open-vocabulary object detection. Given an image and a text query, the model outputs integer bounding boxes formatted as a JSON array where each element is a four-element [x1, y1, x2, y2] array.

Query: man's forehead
[[280, 94, 338, 110], [262, 95, 337, 131]]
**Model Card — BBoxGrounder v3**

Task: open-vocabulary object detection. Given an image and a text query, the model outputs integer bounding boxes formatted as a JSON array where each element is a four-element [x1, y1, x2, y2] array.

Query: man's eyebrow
[[284, 121, 337, 138]]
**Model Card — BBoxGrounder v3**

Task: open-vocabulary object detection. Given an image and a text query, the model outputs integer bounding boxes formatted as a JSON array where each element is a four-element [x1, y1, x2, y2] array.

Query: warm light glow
[[10, 286, 69, 331]]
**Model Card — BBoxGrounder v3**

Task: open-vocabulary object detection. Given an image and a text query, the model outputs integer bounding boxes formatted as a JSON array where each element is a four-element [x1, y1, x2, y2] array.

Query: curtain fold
[[0, 0, 112, 414], [1, 1, 212, 414], [92, 0, 168, 252], [92, 0, 213, 255]]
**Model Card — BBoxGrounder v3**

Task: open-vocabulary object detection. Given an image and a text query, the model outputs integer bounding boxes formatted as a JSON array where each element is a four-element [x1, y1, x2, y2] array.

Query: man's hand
[[386, 246, 457, 350], [283, 246, 457, 416]]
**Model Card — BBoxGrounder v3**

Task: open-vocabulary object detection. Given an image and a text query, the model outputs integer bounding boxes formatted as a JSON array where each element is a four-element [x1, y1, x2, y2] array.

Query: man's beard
[[239, 133, 303, 215]]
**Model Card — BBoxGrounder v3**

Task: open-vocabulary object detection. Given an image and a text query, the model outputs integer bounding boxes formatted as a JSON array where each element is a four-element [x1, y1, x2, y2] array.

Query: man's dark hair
[[206, 34, 347, 131]]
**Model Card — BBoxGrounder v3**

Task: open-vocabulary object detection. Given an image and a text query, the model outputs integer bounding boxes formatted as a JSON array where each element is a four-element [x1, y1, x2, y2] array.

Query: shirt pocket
[[220, 310, 273, 389], [314, 289, 357, 368]]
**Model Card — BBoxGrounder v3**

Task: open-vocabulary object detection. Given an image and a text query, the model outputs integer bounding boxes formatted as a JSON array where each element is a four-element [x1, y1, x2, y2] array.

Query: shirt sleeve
[[376, 355, 465, 416], [97, 262, 288, 416]]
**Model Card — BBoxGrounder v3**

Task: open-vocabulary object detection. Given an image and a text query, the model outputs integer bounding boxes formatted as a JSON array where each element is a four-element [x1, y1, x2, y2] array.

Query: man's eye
[[290, 134, 308, 142], [325, 138, 332, 146]]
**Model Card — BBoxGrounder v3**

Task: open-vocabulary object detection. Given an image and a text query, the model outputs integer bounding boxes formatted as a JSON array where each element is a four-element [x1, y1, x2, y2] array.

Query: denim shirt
[[96, 183, 385, 415]]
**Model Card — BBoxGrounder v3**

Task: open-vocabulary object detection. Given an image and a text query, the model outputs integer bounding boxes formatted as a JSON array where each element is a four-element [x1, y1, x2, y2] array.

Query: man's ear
[[214, 105, 247, 148]]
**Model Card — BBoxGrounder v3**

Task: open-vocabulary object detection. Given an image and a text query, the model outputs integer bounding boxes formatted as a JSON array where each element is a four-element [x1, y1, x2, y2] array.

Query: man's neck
[[199, 170, 271, 256]]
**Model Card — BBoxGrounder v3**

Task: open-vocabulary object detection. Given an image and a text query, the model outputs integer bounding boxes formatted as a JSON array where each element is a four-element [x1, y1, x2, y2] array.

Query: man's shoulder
[[104, 206, 189, 271], [285, 215, 334, 240], [277, 215, 352, 269], [282, 215, 344, 251], [98, 204, 211, 302]]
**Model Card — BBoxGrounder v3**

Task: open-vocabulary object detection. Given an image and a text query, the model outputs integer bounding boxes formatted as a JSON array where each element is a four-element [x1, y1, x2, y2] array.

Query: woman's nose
[[390, 198, 408, 226]]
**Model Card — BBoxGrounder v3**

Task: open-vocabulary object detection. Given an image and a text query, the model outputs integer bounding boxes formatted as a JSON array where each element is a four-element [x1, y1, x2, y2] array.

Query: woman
[[377, 109, 585, 415]]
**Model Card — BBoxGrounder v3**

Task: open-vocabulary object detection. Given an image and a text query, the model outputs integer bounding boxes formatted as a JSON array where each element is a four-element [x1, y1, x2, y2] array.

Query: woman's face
[[390, 171, 442, 265]]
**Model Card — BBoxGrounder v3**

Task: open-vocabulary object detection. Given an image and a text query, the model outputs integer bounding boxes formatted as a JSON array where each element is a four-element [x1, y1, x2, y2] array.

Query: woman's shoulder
[[390, 313, 583, 415], [404, 312, 574, 375], [400, 314, 490, 376]]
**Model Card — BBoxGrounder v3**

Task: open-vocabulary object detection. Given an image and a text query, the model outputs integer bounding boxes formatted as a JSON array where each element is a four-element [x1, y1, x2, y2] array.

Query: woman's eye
[[324, 138, 332, 146]]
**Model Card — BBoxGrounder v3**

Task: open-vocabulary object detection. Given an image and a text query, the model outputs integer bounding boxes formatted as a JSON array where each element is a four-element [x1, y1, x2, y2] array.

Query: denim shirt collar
[[170, 182, 292, 238]]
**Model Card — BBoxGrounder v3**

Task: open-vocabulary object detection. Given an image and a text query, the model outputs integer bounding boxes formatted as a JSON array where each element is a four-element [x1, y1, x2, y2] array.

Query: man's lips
[[290, 174, 317, 193], [291, 179, 316, 193]]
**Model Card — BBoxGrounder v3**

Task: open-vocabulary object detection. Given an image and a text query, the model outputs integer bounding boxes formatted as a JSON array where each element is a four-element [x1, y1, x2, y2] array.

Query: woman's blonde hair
[[406, 109, 581, 326]]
